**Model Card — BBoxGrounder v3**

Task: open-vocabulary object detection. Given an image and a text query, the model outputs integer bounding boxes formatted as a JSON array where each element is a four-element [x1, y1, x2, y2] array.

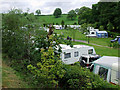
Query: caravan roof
[[59, 44, 73, 50], [97, 31, 107, 33], [73, 45, 90, 48], [92, 56, 120, 71], [58, 44, 93, 50]]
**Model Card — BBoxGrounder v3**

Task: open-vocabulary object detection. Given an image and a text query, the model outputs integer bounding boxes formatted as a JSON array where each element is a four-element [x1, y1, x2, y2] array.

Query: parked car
[[91, 56, 120, 85], [111, 36, 120, 44], [79, 54, 100, 69]]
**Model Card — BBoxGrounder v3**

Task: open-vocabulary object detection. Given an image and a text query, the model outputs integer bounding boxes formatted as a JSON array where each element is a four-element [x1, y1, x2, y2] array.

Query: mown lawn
[[37, 14, 78, 25], [54, 29, 112, 47]]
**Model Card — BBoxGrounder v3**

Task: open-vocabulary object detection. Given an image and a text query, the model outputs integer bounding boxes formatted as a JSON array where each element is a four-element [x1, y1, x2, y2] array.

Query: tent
[[92, 56, 120, 85], [96, 31, 108, 38]]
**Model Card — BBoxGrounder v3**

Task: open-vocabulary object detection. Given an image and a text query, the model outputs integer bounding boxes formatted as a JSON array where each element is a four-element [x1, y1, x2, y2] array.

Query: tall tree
[[67, 10, 77, 20], [35, 9, 41, 16], [53, 8, 62, 18], [75, 8, 79, 14], [61, 20, 65, 28], [78, 6, 92, 24]]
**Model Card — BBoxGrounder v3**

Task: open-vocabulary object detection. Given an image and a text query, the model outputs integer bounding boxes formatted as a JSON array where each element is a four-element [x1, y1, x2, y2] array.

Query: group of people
[[67, 36, 72, 40]]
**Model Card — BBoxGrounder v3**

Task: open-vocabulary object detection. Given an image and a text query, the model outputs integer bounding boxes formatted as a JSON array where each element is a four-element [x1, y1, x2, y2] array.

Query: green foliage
[[67, 10, 77, 20], [78, 6, 92, 24], [99, 25, 104, 31], [92, 2, 120, 33], [61, 20, 65, 27], [65, 25, 67, 29], [27, 40, 65, 88], [2, 8, 22, 30], [112, 42, 120, 48], [2, 9, 33, 60], [77, 2, 120, 33], [55, 30, 119, 57], [53, 8, 62, 18], [35, 9, 41, 16], [75, 8, 79, 14], [59, 65, 118, 89], [107, 22, 114, 31], [80, 23, 88, 34], [73, 22, 77, 25], [2, 7, 120, 89]]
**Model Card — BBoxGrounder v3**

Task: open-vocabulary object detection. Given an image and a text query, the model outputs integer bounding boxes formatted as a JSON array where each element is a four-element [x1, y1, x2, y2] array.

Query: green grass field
[[54, 29, 112, 47], [54, 29, 119, 57], [37, 14, 78, 25], [71, 41, 119, 57]]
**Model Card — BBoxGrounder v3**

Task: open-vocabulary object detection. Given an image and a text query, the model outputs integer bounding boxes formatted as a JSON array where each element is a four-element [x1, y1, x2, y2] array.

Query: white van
[[79, 54, 100, 68], [91, 56, 120, 85], [55, 44, 96, 64]]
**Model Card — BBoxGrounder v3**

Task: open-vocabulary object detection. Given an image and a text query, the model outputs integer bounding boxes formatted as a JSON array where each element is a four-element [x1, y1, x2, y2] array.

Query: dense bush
[[59, 64, 119, 89], [27, 47, 65, 88]]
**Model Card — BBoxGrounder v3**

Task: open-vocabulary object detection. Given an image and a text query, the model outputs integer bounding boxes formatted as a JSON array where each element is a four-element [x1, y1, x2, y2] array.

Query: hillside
[[37, 14, 78, 25], [2, 60, 30, 88]]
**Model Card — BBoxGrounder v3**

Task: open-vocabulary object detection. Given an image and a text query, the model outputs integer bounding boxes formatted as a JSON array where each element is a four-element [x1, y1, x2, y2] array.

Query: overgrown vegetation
[[1, 4, 120, 89], [59, 64, 118, 89]]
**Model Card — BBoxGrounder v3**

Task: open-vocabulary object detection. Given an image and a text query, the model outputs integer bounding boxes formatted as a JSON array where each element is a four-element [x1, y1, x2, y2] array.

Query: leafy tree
[[107, 21, 114, 31], [3, 8, 22, 30], [61, 20, 65, 28], [99, 25, 104, 31], [73, 22, 77, 25], [27, 46, 65, 87], [75, 8, 79, 14], [59, 64, 118, 89], [27, 33, 73, 87], [65, 25, 67, 29], [2, 8, 31, 60], [56, 23, 59, 25], [67, 10, 77, 20], [92, 2, 119, 32], [78, 6, 92, 24], [80, 23, 88, 34], [26, 13, 36, 23], [35, 9, 41, 16], [53, 8, 62, 18]]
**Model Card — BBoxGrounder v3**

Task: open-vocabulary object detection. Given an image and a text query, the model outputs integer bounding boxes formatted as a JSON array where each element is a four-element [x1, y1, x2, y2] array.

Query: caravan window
[[88, 49, 93, 54], [74, 51, 79, 57], [64, 53, 71, 59], [89, 57, 100, 62], [98, 67, 108, 80], [91, 32, 94, 34], [81, 57, 87, 62]]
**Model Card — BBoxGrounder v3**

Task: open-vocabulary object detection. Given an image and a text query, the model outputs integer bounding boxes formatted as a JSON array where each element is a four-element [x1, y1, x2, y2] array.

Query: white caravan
[[91, 56, 120, 85], [55, 44, 96, 64]]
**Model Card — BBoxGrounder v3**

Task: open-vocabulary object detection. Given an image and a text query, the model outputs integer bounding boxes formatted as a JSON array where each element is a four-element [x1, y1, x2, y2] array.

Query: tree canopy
[[35, 9, 41, 16], [78, 6, 92, 25], [67, 10, 77, 20], [53, 8, 62, 18], [77, 2, 120, 33]]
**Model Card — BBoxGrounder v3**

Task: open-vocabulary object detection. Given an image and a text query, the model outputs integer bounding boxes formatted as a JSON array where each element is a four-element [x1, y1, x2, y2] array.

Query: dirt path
[[72, 39, 111, 48]]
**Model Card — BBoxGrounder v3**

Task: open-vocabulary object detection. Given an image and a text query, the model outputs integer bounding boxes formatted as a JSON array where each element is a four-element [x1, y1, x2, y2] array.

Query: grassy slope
[[38, 14, 78, 25], [55, 29, 112, 46], [2, 60, 30, 88]]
